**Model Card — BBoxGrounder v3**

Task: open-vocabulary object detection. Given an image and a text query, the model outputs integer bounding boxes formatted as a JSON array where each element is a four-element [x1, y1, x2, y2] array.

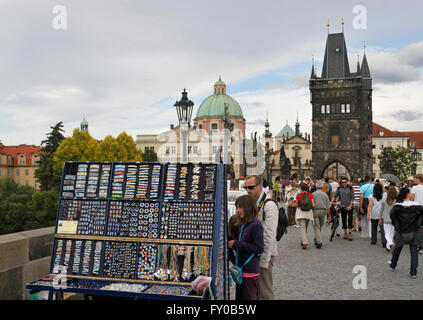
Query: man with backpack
[[332, 177, 355, 241], [244, 175, 278, 300], [296, 182, 316, 249]]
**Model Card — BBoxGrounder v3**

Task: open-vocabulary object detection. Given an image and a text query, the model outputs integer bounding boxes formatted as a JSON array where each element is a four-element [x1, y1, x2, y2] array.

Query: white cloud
[[0, 1, 422, 145]]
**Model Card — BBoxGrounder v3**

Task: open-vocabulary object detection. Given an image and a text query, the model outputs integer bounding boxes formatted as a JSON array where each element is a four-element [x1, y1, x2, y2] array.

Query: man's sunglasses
[[244, 184, 257, 190]]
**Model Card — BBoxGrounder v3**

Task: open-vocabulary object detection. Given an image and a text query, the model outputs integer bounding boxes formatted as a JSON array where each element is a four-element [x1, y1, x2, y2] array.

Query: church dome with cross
[[193, 77, 245, 137]]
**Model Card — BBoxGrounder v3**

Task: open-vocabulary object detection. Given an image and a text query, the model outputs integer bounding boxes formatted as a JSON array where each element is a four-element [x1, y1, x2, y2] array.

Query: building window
[[188, 146, 192, 154], [145, 147, 154, 152], [25, 169, 29, 176], [199, 124, 202, 130], [346, 104, 350, 113], [211, 123, 218, 132], [321, 105, 325, 114], [8, 169, 12, 176], [19, 155, 26, 165], [213, 146, 218, 154], [193, 146, 198, 154], [171, 146, 176, 154], [165, 147, 170, 155], [341, 104, 345, 113], [326, 105, 330, 114], [25, 180, 28, 186], [16, 169, 19, 176]]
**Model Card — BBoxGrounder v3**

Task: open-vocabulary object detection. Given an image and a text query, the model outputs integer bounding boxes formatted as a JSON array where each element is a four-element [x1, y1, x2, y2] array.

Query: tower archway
[[321, 161, 351, 180]]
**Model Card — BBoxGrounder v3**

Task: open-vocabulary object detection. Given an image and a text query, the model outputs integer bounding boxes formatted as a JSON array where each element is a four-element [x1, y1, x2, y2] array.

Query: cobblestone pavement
[[230, 203, 423, 300]]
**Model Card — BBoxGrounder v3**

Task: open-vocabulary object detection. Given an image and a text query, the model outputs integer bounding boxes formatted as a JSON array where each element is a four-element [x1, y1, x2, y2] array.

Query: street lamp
[[174, 89, 194, 163], [222, 103, 234, 165]]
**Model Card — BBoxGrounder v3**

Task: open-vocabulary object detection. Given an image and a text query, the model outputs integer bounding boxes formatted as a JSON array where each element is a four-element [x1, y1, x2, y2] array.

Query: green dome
[[80, 119, 88, 126], [195, 94, 244, 119], [276, 123, 295, 137]]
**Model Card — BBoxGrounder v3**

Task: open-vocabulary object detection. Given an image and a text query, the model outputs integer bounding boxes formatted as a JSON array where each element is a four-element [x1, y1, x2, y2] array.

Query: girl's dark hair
[[300, 183, 308, 192], [386, 186, 398, 206], [373, 183, 383, 201], [235, 194, 258, 224], [396, 187, 409, 203]]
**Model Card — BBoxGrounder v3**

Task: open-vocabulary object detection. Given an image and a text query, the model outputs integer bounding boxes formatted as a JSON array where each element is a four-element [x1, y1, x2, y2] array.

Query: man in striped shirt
[[351, 179, 361, 232]]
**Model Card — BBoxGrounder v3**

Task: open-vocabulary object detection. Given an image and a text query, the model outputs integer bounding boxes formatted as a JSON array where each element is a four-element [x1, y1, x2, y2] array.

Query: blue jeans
[[390, 244, 418, 276]]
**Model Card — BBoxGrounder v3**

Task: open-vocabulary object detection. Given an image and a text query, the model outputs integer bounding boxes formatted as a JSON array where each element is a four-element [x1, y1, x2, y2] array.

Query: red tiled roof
[[372, 122, 423, 149], [0, 144, 42, 166], [372, 122, 408, 138]]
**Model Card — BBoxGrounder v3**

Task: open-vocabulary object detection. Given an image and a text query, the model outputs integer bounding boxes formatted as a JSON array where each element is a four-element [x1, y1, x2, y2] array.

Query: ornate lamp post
[[222, 103, 234, 165], [174, 89, 194, 163]]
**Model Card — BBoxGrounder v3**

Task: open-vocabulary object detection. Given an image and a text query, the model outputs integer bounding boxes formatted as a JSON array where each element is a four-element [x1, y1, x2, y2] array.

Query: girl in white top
[[379, 186, 398, 252], [367, 183, 386, 246]]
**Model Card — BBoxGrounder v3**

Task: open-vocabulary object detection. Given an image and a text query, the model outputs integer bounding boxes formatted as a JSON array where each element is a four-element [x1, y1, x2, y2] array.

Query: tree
[[53, 128, 99, 180], [35, 122, 65, 191], [96, 135, 124, 161], [0, 177, 37, 235], [29, 189, 59, 228], [116, 132, 142, 161], [142, 149, 158, 162], [378, 146, 415, 181]]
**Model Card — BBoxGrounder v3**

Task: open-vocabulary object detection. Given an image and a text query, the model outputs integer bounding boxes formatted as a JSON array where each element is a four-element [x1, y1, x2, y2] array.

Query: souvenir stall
[[26, 162, 229, 300]]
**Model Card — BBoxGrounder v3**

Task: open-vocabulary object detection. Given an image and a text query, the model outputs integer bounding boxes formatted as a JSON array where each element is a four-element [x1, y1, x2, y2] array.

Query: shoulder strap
[[263, 198, 277, 221], [235, 225, 255, 269], [241, 254, 255, 269]]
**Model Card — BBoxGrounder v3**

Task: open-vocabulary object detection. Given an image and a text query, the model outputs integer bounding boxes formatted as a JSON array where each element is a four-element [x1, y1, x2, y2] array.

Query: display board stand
[[26, 162, 229, 300]]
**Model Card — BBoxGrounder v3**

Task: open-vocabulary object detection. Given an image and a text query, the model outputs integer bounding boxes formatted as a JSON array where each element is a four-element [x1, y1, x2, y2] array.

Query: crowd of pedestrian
[[228, 173, 423, 300]]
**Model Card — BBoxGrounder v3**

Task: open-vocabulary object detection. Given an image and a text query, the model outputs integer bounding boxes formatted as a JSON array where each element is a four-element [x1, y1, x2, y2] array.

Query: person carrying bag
[[228, 195, 264, 300]]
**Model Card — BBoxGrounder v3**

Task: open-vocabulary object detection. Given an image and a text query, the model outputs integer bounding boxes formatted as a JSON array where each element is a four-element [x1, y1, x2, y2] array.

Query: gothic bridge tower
[[310, 22, 373, 180]]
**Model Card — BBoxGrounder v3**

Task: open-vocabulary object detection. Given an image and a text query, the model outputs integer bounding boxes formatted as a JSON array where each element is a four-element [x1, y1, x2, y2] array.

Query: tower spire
[[310, 54, 316, 79], [327, 18, 330, 34]]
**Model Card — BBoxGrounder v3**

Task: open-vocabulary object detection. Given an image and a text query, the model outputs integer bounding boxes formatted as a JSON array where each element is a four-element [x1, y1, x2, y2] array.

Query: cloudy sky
[[1, 0, 423, 146]]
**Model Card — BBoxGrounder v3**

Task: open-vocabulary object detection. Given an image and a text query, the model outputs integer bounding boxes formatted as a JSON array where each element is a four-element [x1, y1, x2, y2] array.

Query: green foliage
[[53, 129, 99, 179], [96, 135, 127, 161], [0, 177, 37, 235], [141, 149, 158, 162], [35, 122, 65, 191], [116, 132, 143, 161], [378, 146, 415, 181], [29, 189, 59, 228]]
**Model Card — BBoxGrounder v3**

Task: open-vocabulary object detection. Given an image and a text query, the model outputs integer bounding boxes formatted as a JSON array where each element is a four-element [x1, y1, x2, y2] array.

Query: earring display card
[[159, 202, 214, 240], [144, 285, 192, 296], [106, 200, 160, 238], [137, 243, 158, 280], [163, 164, 217, 201], [58, 200, 108, 236], [102, 241, 138, 279], [111, 163, 163, 199], [52, 238, 103, 276], [61, 163, 111, 198]]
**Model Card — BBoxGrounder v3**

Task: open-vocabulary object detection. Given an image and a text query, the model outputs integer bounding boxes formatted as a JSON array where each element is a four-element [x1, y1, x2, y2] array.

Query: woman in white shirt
[[379, 187, 398, 252], [367, 183, 387, 247]]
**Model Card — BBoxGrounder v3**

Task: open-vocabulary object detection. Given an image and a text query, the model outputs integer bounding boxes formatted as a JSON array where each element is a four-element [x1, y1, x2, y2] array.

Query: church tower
[[310, 21, 373, 179]]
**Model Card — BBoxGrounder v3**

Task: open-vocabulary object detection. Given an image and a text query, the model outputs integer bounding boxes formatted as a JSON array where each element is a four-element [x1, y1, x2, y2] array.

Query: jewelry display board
[[26, 161, 229, 300]]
